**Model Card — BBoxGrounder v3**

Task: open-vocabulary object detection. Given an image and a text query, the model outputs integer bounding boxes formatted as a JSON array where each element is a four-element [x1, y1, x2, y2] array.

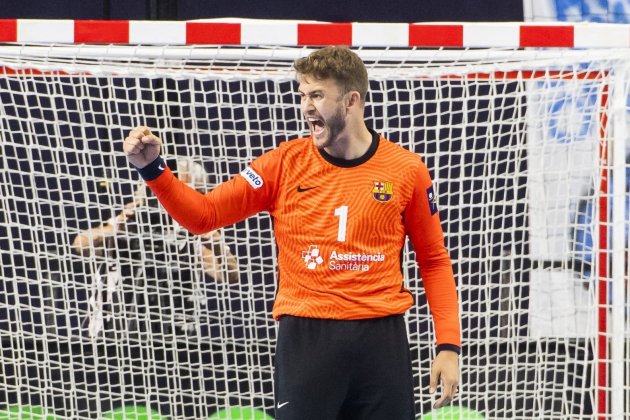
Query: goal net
[[1, 20, 629, 420]]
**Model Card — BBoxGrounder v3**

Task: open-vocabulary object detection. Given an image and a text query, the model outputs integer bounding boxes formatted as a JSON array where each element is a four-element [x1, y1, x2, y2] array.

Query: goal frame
[[0, 18, 628, 420]]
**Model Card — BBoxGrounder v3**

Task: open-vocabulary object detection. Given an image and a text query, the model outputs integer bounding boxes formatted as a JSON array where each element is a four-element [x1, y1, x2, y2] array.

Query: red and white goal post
[[0, 19, 629, 419]]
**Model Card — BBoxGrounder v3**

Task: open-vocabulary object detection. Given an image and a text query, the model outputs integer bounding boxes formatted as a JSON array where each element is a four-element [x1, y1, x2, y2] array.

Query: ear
[[346, 91, 361, 109]]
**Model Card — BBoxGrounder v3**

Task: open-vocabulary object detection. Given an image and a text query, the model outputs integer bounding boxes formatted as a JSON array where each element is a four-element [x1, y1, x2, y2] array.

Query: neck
[[324, 122, 372, 160]]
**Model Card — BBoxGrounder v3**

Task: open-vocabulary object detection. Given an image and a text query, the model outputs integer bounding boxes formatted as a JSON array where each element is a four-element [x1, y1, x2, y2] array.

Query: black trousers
[[274, 315, 416, 420]]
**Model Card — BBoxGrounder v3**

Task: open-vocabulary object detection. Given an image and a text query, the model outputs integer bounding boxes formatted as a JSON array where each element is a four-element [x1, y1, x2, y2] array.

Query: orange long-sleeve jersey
[[146, 131, 461, 347]]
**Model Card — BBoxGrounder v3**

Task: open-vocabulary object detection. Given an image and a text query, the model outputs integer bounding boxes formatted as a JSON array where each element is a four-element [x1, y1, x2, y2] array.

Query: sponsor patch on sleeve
[[427, 186, 438, 216], [240, 167, 264, 189]]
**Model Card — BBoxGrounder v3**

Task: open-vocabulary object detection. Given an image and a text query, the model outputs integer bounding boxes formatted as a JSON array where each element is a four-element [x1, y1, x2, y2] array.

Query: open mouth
[[308, 118, 325, 136]]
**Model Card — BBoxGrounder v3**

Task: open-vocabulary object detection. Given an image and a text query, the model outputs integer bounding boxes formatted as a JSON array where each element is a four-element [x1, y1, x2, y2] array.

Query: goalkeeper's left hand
[[429, 349, 459, 409]]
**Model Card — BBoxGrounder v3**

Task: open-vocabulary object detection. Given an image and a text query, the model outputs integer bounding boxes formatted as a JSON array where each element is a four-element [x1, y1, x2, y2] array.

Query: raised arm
[[123, 126, 280, 235]]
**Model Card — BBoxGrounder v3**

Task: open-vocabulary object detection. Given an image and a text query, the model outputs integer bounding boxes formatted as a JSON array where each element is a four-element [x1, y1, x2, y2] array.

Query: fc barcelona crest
[[372, 181, 393, 202]]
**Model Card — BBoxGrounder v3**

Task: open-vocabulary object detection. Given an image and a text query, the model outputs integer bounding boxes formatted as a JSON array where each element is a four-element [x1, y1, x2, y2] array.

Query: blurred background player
[[72, 156, 238, 337], [71, 156, 239, 418]]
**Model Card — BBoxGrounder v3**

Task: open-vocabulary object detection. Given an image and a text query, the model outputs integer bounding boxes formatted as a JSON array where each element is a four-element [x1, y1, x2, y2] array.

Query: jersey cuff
[[436, 344, 461, 355], [135, 156, 166, 181]]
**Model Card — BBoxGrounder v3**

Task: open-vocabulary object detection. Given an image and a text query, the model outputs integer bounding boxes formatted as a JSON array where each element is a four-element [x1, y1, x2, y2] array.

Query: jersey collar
[[317, 129, 380, 168]]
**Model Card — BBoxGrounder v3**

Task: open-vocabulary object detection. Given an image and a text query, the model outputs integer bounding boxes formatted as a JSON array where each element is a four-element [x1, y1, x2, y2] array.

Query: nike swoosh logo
[[297, 185, 318, 193], [158, 164, 165, 171], [277, 401, 290, 409]]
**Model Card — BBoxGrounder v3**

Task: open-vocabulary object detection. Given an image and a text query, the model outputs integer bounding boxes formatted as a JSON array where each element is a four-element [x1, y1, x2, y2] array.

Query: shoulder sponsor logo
[[427, 186, 438, 215], [372, 181, 393, 202], [240, 167, 264, 189]]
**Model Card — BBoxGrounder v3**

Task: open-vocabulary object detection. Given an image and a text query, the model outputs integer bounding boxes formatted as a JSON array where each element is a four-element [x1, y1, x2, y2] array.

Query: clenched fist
[[123, 126, 162, 169]]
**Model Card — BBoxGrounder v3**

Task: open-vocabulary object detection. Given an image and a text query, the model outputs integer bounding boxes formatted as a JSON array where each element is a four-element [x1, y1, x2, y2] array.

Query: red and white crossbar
[[0, 19, 629, 48]]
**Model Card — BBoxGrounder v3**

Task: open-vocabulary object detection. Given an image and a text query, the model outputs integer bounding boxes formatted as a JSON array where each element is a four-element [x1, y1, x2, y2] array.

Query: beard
[[313, 105, 346, 150]]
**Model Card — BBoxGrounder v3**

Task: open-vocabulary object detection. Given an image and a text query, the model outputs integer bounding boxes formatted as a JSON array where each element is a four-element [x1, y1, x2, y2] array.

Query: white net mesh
[[1, 44, 629, 419]]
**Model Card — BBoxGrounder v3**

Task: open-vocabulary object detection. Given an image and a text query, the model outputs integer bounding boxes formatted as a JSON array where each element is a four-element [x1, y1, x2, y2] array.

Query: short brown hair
[[294, 46, 368, 103]]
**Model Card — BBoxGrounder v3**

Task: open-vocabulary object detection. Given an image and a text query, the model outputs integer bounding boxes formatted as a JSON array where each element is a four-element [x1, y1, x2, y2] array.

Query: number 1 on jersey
[[334, 205, 348, 242]]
